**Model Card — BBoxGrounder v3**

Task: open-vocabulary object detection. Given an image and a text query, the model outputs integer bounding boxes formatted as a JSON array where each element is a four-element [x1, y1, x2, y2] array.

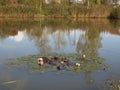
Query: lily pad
[[5, 53, 110, 74]]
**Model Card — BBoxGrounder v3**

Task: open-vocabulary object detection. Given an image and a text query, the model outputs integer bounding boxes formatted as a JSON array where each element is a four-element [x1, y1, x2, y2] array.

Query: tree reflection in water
[[1, 19, 119, 54]]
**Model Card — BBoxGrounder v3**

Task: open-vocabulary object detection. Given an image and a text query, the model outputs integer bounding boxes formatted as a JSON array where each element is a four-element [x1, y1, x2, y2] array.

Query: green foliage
[[110, 6, 120, 19], [83, 0, 107, 6], [0, 0, 9, 5], [0, 5, 38, 14], [101, 0, 107, 4]]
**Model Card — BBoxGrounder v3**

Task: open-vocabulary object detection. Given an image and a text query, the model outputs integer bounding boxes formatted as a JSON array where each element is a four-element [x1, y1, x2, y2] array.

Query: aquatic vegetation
[[105, 79, 120, 90], [6, 53, 110, 74]]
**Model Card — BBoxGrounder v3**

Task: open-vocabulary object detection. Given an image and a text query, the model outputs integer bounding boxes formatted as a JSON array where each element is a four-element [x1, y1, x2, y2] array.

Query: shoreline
[[0, 14, 119, 20], [0, 14, 110, 19]]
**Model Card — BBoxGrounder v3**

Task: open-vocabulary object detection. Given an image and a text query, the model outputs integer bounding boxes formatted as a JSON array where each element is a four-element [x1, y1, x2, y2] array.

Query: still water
[[0, 19, 120, 90]]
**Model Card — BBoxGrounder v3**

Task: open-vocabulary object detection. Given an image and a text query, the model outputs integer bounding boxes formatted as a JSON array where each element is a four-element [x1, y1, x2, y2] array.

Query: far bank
[[0, 5, 120, 19]]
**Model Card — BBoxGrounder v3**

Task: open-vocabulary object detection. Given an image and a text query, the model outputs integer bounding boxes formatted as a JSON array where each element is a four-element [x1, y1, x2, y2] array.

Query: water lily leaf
[[5, 53, 110, 74]]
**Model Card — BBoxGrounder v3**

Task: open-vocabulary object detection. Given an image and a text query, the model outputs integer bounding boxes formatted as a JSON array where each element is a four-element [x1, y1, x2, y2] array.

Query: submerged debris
[[87, 80, 94, 84], [2, 80, 17, 85]]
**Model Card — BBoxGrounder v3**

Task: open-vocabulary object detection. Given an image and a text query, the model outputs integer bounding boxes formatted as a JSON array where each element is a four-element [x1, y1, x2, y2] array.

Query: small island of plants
[[6, 53, 110, 74]]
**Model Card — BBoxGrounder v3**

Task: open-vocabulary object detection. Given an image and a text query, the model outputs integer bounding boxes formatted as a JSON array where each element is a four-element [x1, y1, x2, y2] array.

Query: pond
[[0, 19, 120, 90]]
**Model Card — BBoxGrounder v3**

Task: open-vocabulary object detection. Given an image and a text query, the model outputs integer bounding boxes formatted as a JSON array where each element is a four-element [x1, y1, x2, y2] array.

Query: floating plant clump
[[105, 79, 120, 90], [6, 53, 110, 74]]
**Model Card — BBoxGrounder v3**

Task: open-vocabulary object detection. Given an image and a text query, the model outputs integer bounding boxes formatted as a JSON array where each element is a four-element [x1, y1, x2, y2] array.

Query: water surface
[[0, 19, 120, 90]]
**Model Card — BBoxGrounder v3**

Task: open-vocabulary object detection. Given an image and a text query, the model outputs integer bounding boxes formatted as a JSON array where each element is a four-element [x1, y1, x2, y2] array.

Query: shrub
[[110, 6, 120, 19]]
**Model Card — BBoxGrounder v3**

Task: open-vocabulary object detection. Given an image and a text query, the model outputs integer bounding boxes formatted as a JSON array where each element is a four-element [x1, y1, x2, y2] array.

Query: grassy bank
[[0, 5, 119, 19]]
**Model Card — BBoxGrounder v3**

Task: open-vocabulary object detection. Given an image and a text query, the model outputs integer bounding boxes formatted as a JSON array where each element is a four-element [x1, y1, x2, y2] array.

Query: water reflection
[[9, 31, 27, 42], [0, 19, 119, 51], [0, 19, 120, 56], [0, 19, 117, 76], [0, 19, 120, 90]]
